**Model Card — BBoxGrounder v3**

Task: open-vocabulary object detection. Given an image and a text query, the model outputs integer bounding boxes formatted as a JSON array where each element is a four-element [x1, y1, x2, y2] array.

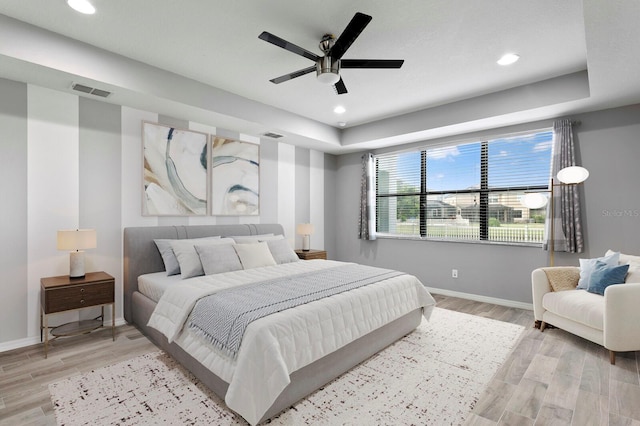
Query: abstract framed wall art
[[142, 122, 208, 216], [210, 137, 260, 215]]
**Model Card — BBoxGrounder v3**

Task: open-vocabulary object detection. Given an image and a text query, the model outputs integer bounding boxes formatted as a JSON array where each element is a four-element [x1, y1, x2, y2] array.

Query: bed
[[123, 224, 435, 425]]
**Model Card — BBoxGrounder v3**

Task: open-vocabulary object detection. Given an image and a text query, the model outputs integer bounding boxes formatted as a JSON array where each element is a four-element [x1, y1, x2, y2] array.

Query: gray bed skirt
[[123, 224, 423, 423]]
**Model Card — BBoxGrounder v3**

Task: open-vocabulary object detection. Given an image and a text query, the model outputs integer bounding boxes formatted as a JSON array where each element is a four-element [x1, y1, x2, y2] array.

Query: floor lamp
[[524, 166, 589, 266]]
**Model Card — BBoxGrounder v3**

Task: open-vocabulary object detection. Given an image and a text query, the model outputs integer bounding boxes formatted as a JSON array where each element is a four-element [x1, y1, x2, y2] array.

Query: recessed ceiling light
[[497, 53, 520, 66], [334, 106, 346, 114], [338, 121, 347, 127], [67, 0, 96, 14]]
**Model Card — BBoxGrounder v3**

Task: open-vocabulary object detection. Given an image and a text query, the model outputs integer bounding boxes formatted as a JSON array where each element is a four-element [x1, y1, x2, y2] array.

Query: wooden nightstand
[[295, 249, 327, 260], [40, 271, 115, 358]]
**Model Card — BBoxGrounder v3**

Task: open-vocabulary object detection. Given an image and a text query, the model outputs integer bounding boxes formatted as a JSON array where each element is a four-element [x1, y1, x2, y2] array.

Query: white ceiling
[[0, 1, 639, 153]]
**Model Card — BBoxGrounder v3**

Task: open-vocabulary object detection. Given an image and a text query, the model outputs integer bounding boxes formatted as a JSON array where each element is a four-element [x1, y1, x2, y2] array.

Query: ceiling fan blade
[[269, 65, 316, 84], [333, 78, 348, 95], [341, 59, 404, 69], [259, 31, 321, 62], [329, 12, 372, 60]]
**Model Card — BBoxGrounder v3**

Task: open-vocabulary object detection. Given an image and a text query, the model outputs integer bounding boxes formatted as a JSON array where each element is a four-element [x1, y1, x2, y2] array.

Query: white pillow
[[606, 249, 640, 283], [625, 264, 640, 283], [231, 234, 281, 244], [195, 244, 243, 275], [606, 249, 640, 266], [154, 236, 220, 276], [171, 238, 234, 279], [267, 239, 300, 264], [577, 251, 620, 289], [233, 242, 277, 269]]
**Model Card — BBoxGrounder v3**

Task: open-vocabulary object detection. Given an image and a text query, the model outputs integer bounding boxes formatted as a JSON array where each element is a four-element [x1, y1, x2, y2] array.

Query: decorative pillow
[[267, 239, 300, 264], [586, 261, 629, 295], [577, 252, 619, 289], [171, 238, 234, 279], [606, 249, 640, 283], [195, 244, 243, 275], [625, 264, 640, 283], [607, 249, 640, 266], [543, 267, 580, 292], [233, 242, 277, 269], [231, 234, 281, 244], [154, 236, 220, 276]]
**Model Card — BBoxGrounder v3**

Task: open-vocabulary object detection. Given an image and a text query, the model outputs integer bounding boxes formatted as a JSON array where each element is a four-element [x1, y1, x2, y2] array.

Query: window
[[375, 130, 553, 244]]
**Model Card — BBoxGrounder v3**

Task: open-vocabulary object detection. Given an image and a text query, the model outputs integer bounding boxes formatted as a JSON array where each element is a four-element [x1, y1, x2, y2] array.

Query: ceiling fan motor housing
[[316, 56, 340, 84]]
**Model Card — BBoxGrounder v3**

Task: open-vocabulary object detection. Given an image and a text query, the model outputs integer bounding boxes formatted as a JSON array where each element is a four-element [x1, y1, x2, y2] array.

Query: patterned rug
[[49, 308, 524, 425]]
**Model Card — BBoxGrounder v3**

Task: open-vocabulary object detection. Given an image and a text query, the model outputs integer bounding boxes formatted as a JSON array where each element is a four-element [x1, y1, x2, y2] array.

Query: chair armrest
[[531, 268, 553, 321], [531, 267, 580, 321], [604, 282, 640, 351]]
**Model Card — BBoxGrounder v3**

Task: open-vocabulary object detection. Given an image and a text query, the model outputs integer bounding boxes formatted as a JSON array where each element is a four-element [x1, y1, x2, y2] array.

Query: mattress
[[138, 271, 181, 302], [147, 260, 436, 425]]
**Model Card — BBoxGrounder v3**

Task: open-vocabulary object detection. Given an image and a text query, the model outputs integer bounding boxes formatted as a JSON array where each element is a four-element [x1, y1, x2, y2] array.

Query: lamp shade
[[296, 223, 314, 236], [522, 193, 549, 209], [557, 166, 589, 184], [57, 229, 97, 251]]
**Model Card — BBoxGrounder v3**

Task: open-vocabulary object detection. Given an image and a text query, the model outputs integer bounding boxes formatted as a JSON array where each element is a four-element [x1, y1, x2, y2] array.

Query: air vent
[[71, 83, 111, 98], [262, 132, 283, 139]]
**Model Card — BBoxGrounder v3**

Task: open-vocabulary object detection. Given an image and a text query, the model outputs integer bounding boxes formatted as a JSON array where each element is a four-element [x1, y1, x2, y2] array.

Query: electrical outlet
[[452, 269, 458, 278]]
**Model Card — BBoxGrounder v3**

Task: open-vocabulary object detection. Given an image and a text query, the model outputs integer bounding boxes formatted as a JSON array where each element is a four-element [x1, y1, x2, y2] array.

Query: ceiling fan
[[258, 12, 404, 95]]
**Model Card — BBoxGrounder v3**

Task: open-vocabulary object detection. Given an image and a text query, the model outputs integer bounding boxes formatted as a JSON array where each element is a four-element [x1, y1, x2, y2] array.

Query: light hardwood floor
[[1, 295, 638, 425]]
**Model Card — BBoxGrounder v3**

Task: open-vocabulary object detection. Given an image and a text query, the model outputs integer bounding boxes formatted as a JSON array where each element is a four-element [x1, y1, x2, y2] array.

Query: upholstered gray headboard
[[122, 223, 285, 323]]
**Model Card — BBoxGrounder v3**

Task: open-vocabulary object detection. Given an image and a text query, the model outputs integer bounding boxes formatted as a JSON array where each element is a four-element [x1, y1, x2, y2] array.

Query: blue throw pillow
[[577, 252, 619, 289], [586, 261, 629, 295]]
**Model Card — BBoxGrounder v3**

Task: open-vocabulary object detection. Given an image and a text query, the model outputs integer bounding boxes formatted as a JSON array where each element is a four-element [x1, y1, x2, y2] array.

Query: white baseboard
[[427, 287, 533, 311], [0, 336, 42, 353], [0, 317, 129, 353]]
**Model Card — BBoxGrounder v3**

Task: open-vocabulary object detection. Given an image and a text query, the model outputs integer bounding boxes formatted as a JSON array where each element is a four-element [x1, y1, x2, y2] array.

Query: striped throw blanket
[[187, 264, 403, 359]]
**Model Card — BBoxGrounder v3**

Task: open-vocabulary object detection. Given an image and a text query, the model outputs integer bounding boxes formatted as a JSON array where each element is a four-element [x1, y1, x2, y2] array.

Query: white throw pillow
[[625, 264, 640, 283], [171, 238, 234, 279], [195, 243, 243, 275], [606, 249, 640, 283], [233, 242, 277, 269], [154, 236, 220, 276]]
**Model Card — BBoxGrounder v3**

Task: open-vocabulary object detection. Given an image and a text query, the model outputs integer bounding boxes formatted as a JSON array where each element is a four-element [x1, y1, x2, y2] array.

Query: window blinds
[[374, 130, 553, 242]]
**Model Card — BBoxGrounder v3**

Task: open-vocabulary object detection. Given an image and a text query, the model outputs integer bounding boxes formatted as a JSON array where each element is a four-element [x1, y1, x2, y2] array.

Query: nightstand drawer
[[44, 281, 114, 313]]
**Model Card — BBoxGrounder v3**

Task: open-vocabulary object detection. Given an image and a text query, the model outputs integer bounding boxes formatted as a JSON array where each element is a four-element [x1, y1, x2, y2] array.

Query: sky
[[393, 130, 553, 191]]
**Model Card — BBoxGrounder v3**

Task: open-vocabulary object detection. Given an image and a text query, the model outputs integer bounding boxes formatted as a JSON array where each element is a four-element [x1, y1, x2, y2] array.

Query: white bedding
[[138, 271, 181, 302], [147, 260, 435, 425]]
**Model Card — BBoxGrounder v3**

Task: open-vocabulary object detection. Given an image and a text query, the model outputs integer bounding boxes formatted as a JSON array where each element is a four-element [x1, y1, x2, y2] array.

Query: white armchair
[[532, 266, 640, 364]]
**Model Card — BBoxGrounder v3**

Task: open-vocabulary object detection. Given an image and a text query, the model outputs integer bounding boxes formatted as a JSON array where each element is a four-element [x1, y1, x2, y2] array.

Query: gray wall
[[79, 97, 122, 320], [0, 79, 28, 341], [324, 153, 338, 259], [334, 104, 640, 304]]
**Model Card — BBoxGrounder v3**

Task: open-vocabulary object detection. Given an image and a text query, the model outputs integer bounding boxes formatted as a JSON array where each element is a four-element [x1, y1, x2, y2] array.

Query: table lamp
[[57, 229, 97, 278], [296, 223, 314, 252]]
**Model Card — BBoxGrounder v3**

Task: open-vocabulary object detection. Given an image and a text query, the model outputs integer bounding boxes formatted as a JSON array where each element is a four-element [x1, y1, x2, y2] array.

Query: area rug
[[49, 308, 524, 425]]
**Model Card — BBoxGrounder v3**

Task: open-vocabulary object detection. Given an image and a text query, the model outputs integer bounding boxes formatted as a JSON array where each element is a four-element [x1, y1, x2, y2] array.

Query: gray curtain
[[547, 119, 584, 253], [358, 153, 376, 240]]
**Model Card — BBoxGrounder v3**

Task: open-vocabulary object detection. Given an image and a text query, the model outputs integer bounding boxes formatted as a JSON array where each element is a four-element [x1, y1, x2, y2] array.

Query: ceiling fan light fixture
[[316, 56, 341, 85], [317, 72, 340, 85], [67, 0, 96, 14]]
